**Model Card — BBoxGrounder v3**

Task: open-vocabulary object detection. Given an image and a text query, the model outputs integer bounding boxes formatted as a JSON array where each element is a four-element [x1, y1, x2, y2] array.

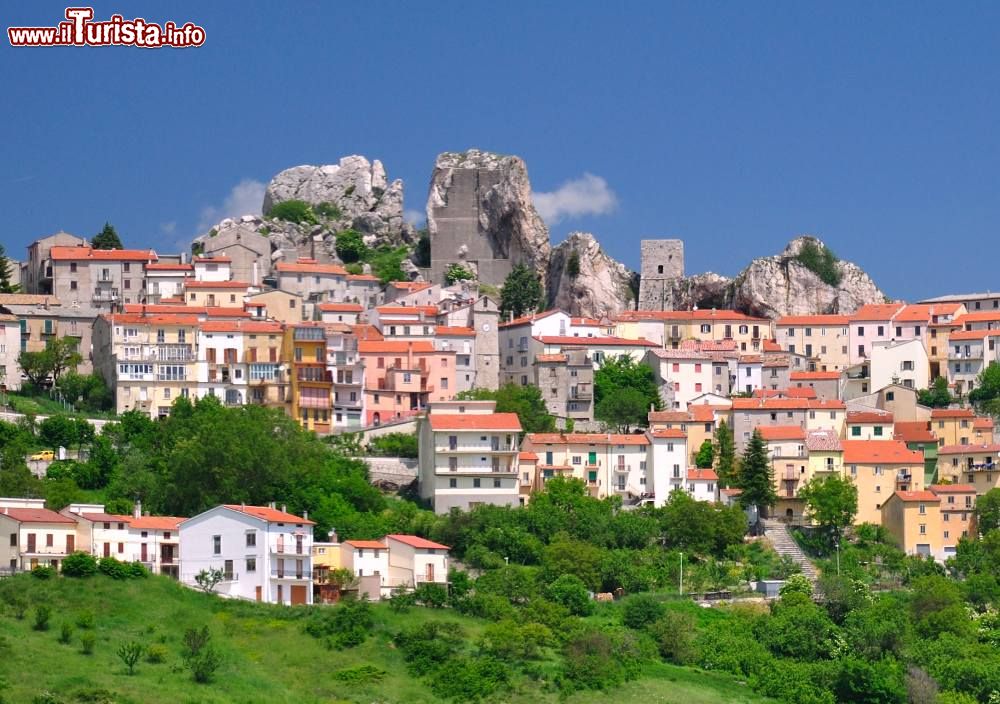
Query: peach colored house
[[359, 340, 456, 425]]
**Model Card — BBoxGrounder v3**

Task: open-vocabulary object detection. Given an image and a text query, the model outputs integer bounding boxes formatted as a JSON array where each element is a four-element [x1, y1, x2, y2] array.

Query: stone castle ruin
[[637, 239, 684, 310]]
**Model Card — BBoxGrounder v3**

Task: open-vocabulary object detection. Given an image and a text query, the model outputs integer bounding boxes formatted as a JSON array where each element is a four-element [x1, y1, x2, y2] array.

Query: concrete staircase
[[761, 519, 819, 582]]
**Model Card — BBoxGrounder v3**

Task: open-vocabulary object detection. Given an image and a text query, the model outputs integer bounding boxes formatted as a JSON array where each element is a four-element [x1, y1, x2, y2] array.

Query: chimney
[[330, 529, 338, 544], [281, 504, 287, 514], [268, 501, 275, 510], [302, 509, 308, 520], [133, 500, 142, 520]]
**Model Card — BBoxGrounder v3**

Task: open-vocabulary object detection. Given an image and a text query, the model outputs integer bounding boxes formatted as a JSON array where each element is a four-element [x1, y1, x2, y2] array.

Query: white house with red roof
[[61, 503, 132, 559], [340, 539, 390, 598], [179, 503, 314, 605], [417, 400, 523, 513], [385, 534, 450, 588], [0, 498, 78, 572], [127, 505, 185, 578], [686, 468, 719, 503]]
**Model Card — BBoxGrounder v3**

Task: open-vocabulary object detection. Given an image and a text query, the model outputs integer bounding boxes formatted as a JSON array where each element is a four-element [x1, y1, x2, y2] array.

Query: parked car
[[29, 450, 54, 461]]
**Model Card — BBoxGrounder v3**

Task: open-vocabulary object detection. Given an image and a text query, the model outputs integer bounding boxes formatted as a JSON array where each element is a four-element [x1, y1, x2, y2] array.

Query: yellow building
[[842, 440, 925, 525], [930, 408, 978, 447], [881, 490, 942, 559], [774, 315, 851, 371], [285, 323, 332, 433], [245, 289, 306, 324], [242, 320, 286, 407], [184, 280, 251, 308], [647, 405, 723, 467], [614, 310, 771, 352]]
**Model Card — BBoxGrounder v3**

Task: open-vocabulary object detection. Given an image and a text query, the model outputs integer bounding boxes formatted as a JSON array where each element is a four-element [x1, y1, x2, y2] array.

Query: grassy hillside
[[0, 573, 771, 704]]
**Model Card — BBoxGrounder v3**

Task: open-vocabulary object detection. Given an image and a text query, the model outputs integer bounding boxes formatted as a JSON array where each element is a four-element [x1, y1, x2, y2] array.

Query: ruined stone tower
[[637, 239, 684, 310]]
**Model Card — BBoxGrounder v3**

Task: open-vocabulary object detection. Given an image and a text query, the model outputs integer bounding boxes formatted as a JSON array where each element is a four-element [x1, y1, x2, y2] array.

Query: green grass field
[[0, 574, 772, 704]]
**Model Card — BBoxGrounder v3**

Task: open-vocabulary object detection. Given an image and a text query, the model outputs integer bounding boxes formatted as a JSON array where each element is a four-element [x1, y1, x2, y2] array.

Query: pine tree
[[500, 264, 544, 319], [736, 429, 777, 515], [695, 439, 715, 469], [0, 245, 19, 293], [714, 420, 736, 487], [92, 222, 124, 250]]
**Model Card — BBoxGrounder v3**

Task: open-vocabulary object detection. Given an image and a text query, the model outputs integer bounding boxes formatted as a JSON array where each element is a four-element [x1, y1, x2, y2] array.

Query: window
[[212, 535, 221, 554], [886, 391, 895, 401], [919, 503, 926, 515], [246, 532, 256, 547], [493, 478, 501, 488], [473, 478, 481, 488], [449, 478, 457, 488], [246, 558, 256, 572], [877, 326, 884, 336], [919, 524, 926, 535], [874, 426, 883, 437]]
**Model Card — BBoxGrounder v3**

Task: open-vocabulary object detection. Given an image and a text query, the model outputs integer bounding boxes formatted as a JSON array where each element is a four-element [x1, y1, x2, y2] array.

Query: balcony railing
[[271, 569, 311, 580], [271, 544, 306, 556], [93, 290, 119, 302], [783, 470, 799, 481]]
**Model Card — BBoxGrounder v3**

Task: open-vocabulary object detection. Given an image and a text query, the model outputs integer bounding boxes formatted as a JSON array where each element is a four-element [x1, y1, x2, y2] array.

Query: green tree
[[0, 244, 19, 293], [456, 384, 555, 433], [715, 420, 737, 487], [38, 415, 78, 450], [695, 439, 715, 469], [545, 573, 594, 616], [445, 263, 474, 284], [970, 362, 1000, 407], [975, 488, 1000, 535], [18, 337, 82, 387], [917, 376, 953, 408], [736, 429, 777, 515], [594, 355, 661, 413], [334, 229, 367, 263], [368, 245, 409, 284], [595, 387, 649, 433], [567, 250, 581, 278], [794, 239, 841, 286], [414, 231, 431, 267], [91, 222, 124, 250], [267, 199, 317, 225], [499, 264, 544, 319], [798, 474, 858, 543]]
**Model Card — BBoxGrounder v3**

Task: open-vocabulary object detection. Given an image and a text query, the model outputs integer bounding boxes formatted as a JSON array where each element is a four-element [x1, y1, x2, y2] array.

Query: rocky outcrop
[[662, 236, 886, 317], [547, 233, 633, 318], [426, 150, 551, 285], [263, 156, 414, 244]]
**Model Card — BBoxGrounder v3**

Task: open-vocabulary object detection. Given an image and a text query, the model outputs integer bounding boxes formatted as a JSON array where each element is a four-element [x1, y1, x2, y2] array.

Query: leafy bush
[[429, 655, 509, 701], [61, 552, 98, 578], [314, 202, 342, 220], [394, 621, 465, 676], [33, 605, 51, 631], [478, 620, 553, 662], [116, 641, 143, 675], [794, 240, 842, 286], [366, 432, 418, 458], [567, 250, 581, 278], [304, 598, 374, 648], [97, 557, 130, 580], [334, 230, 367, 263], [31, 566, 55, 580], [621, 593, 665, 630], [545, 574, 593, 616], [332, 664, 386, 684], [445, 263, 474, 284], [79, 632, 96, 655], [58, 622, 73, 645], [368, 245, 409, 284], [649, 609, 697, 664], [780, 573, 814, 598], [561, 628, 649, 692], [267, 200, 317, 225], [75, 610, 95, 629], [188, 648, 223, 683], [413, 583, 448, 608], [145, 643, 168, 663]]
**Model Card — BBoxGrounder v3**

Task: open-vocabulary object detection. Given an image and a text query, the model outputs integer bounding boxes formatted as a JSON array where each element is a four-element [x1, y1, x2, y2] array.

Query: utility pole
[[679, 552, 684, 596]]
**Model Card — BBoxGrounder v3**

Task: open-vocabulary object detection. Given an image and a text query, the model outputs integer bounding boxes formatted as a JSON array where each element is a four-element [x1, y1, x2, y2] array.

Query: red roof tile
[[435, 326, 474, 337], [847, 410, 894, 424], [893, 491, 940, 502], [358, 340, 437, 354], [776, 315, 851, 326], [931, 408, 976, 419], [184, 280, 250, 289], [894, 421, 937, 444], [221, 505, 314, 524], [649, 428, 686, 439], [948, 329, 993, 341], [537, 335, 658, 347], [687, 468, 718, 481], [535, 354, 567, 363], [1, 508, 76, 524], [385, 534, 450, 550], [345, 540, 386, 549], [790, 371, 841, 380], [929, 484, 977, 494], [317, 303, 363, 312], [648, 410, 691, 423], [757, 426, 806, 441], [129, 516, 186, 530], [427, 413, 523, 432], [937, 443, 1000, 455], [518, 451, 539, 461], [841, 440, 924, 465], [49, 246, 156, 262], [850, 303, 906, 322], [145, 263, 193, 271], [79, 513, 132, 523], [275, 260, 347, 275]]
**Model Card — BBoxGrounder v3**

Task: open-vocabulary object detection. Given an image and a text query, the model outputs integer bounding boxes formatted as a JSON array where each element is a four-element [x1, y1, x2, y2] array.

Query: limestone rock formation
[[263, 156, 415, 244], [425, 150, 551, 286], [662, 236, 886, 318], [547, 232, 634, 319]]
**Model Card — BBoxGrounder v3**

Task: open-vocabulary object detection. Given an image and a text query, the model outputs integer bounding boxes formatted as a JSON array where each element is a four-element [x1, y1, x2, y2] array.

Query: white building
[[686, 468, 719, 502], [870, 338, 929, 393], [0, 498, 78, 571], [735, 355, 763, 395], [340, 539, 390, 599], [646, 349, 715, 410], [849, 303, 905, 366], [61, 504, 132, 559], [647, 428, 689, 507], [196, 321, 248, 405], [128, 513, 183, 578], [192, 256, 232, 282], [179, 504, 314, 605], [417, 401, 522, 514], [385, 534, 450, 588], [946, 329, 1000, 396], [144, 263, 193, 303], [0, 314, 21, 390]]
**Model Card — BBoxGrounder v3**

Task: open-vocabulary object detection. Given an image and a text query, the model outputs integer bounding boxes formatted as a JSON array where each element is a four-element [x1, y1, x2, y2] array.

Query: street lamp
[[679, 552, 684, 596]]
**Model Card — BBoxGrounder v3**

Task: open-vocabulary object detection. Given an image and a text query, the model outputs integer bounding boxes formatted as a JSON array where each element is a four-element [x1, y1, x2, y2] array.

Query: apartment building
[[45, 245, 158, 308], [317, 303, 363, 325], [345, 273, 382, 308], [0, 294, 98, 375], [614, 310, 769, 351], [416, 401, 522, 513], [920, 291, 1000, 315], [647, 404, 722, 467], [646, 348, 714, 410], [881, 491, 943, 559], [242, 321, 286, 408], [145, 262, 193, 304], [647, 428, 690, 507], [183, 280, 251, 308], [936, 443, 1000, 494], [845, 410, 895, 440], [360, 340, 456, 426], [774, 315, 851, 371], [60, 504, 131, 559], [931, 408, 978, 447], [868, 339, 929, 393], [179, 504, 314, 605], [274, 259, 348, 300], [385, 534, 450, 589], [433, 326, 477, 394], [128, 512, 183, 578], [340, 540, 390, 600], [929, 484, 976, 556], [842, 440, 925, 524], [790, 371, 841, 400], [520, 432, 650, 499], [533, 350, 595, 427], [285, 323, 333, 433], [730, 397, 846, 451], [244, 289, 307, 324], [197, 321, 252, 406], [327, 325, 364, 429], [945, 329, 1000, 396], [849, 303, 906, 366], [23, 231, 88, 295], [0, 498, 77, 572]]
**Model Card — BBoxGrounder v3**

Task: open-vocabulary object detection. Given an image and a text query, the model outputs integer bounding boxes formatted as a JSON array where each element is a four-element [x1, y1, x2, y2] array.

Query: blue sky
[[3, 2, 1000, 301]]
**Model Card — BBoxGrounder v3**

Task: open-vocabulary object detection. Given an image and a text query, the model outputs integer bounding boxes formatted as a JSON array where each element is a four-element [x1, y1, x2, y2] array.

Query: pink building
[[359, 340, 456, 425], [849, 303, 905, 366]]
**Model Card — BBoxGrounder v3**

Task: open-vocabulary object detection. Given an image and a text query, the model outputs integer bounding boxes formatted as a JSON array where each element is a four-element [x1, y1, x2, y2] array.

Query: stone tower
[[638, 239, 684, 310]]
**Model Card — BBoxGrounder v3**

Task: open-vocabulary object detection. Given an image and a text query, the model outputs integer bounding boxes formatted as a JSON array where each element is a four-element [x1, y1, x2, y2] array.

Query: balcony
[[783, 470, 800, 481], [613, 464, 628, 474], [439, 442, 517, 454], [93, 289, 119, 303], [271, 543, 306, 556], [570, 387, 593, 400]]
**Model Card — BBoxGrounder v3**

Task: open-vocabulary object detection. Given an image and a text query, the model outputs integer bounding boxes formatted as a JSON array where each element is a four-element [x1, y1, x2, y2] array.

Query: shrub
[[304, 598, 374, 649], [780, 574, 814, 598], [561, 628, 649, 692], [7, 595, 28, 620], [116, 641, 143, 675], [388, 585, 416, 613], [621, 593, 665, 630], [145, 643, 169, 663], [267, 199, 317, 225], [649, 609, 697, 664], [545, 574, 593, 616], [33, 605, 51, 631], [61, 552, 98, 578], [429, 655, 509, 701], [188, 648, 223, 683], [794, 240, 842, 286], [478, 620, 553, 662], [334, 230, 367, 263], [314, 202, 342, 220], [75, 610, 95, 629], [181, 626, 211, 661], [445, 263, 474, 285], [366, 432, 418, 458], [58, 622, 73, 645], [98, 557, 130, 580], [394, 621, 465, 676], [31, 565, 55, 580], [80, 632, 96, 655], [332, 664, 386, 684], [567, 250, 581, 278], [413, 583, 448, 608]]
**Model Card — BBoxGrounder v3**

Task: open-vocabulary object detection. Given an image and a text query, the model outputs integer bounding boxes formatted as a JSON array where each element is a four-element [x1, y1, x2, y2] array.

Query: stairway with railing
[[761, 519, 819, 582]]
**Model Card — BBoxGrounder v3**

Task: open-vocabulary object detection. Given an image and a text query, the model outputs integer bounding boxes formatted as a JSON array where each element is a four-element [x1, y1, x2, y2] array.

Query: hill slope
[[0, 574, 771, 704]]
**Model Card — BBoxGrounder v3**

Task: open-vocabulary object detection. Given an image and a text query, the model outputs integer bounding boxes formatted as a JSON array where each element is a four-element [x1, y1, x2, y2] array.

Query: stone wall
[[637, 239, 685, 311]]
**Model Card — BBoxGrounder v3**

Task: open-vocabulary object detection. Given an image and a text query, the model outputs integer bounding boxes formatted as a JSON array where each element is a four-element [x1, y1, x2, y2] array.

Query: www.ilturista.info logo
[[8, 7, 206, 48]]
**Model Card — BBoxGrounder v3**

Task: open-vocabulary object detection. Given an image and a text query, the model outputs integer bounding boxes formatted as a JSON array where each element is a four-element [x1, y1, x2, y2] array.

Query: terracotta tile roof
[[606, 434, 650, 445], [0, 508, 76, 524], [762, 356, 790, 368], [841, 440, 924, 465], [0, 293, 60, 306], [754, 388, 818, 400], [103, 313, 201, 326], [757, 426, 806, 441], [344, 540, 385, 549], [893, 491, 940, 502], [221, 505, 314, 524], [790, 371, 841, 380], [145, 263, 193, 271], [193, 255, 231, 263], [805, 429, 843, 452], [649, 428, 686, 439], [200, 320, 283, 333], [535, 354, 567, 363], [435, 326, 474, 337], [948, 329, 993, 341], [427, 413, 523, 431], [929, 484, 977, 494], [937, 443, 1000, 455], [352, 325, 384, 341], [518, 451, 539, 461], [738, 355, 762, 364], [79, 512, 132, 523], [184, 280, 250, 289], [389, 281, 433, 291], [49, 246, 156, 261], [688, 469, 718, 481], [538, 335, 659, 347], [847, 410, 894, 424], [776, 315, 851, 326], [762, 340, 782, 352], [648, 410, 691, 423], [892, 304, 935, 323], [571, 317, 603, 326], [524, 433, 565, 444], [894, 421, 937, 444], [386, 534, 450, 550], [317, 303, 363, 312], [850, 303, 906, 322], [376, 305, 438, 316], [358, 340, 435, 353], [275, 260, 347, 275], [690, 404, 725, 422], [953, 312, 1000, 325], [129, 516, 186, 530], [346, 274, 380, 282], [931, 408, 976, 419], [647, 348, 712, 360], [975, 418, 995, 430], [499, 309, 563, 328]]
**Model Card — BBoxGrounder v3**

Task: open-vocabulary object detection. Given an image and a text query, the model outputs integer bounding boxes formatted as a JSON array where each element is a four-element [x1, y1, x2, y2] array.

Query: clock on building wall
[[481, 323, 490, 332]]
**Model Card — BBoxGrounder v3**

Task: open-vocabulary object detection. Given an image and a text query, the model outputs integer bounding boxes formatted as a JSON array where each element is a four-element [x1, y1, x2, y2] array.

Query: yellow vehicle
[[29, 450, 54, 462]]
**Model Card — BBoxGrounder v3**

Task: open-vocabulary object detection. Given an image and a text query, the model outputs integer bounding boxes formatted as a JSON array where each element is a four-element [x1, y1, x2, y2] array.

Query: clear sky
[[3, 1, 1000, 301]]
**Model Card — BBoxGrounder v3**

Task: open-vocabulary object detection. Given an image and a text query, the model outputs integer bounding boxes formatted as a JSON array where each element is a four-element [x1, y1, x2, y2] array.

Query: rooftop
[[427, 413, 523, 432], [385, 534, 450, 550], [841, 440, 924, 465], [220, 505, 314, 524]]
